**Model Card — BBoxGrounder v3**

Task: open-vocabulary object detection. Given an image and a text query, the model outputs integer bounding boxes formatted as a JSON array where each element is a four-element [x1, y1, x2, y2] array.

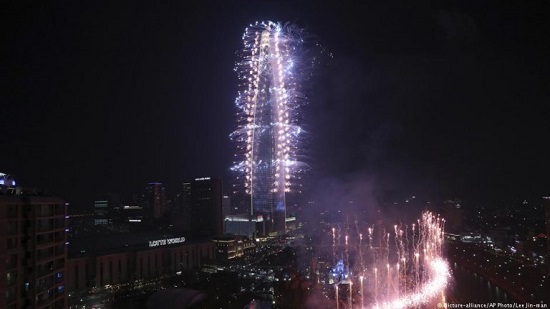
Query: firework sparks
[[373, 257, 450, 309], [329, 211, 450, 308], [230, 21, 308, 234]]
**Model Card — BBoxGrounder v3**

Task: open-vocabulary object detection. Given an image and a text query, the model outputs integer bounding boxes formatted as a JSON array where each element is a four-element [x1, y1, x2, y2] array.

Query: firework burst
[[230, 21, 309, 234], [329, 211, 450, 308]]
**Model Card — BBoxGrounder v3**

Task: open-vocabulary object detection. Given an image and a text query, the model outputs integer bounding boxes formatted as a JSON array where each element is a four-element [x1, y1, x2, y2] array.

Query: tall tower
[[231, 21, 307, 236]]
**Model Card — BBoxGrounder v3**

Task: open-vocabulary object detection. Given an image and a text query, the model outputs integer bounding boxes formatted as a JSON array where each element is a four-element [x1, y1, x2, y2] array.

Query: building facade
[[443, 199, 463, 234], [0, 193, 67, 309], [181, 177, 223, 237], [66, 236, 214, 292], [143, 183, 166, 219], [93, 200, 109, 226], [211, 235, 255, 262]]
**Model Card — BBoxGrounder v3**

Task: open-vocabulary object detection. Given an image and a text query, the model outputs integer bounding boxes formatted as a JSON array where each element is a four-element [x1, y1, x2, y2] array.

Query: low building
[[211, 235, 255, 262], [66, 232, 214, 292], [224, 215, 265, 237]]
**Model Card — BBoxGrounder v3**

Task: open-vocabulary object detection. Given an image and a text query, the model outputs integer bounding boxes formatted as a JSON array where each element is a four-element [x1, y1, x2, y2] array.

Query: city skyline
[[3, 2, 550, 308], [3, 1, 549, 208]]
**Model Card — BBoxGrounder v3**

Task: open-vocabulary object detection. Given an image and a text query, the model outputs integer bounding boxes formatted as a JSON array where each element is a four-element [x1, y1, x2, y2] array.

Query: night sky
[[3, 1, 549, 208]]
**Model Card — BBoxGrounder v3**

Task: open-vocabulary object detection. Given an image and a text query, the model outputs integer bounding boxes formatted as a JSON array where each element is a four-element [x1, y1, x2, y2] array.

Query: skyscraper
[[143, 183, 166, 219], [222, 195, 231, 231], [173, 182, 192, 233], [188, 177, 223, 237], [443, 199, 463, 234], [231, 21, 307, 236], [93, 199, 109, 226]]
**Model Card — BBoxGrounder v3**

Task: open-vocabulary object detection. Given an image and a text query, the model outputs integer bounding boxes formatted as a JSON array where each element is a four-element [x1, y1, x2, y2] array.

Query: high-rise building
[[173, 182, 192, 233], [93, 200, 109, 226], [231, 21, 308, 236], [443, 199, 463, 234], [188, 177, 223, 237], [229, 192, 251, 216], [92, 194, 122, 233], [121, 205, 145, 232], [143, 183, 166, 219], [177, 182, 192, 216], [222, 195, 231, 228], [1, 176, 67, 309]]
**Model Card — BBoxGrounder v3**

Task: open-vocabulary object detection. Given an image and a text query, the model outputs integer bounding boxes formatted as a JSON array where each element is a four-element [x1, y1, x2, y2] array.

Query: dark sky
[[3, 1, 549, 207]]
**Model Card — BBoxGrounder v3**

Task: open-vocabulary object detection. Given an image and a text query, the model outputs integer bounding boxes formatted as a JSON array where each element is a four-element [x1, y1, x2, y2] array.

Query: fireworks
[[329, 211, 450, 308], [373, 257, 450, 309], [230, 21, 308, 234]]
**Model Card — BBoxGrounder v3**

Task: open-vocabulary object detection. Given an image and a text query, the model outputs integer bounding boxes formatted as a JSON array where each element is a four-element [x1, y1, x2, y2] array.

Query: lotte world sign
[[148, 237, 186, 247]]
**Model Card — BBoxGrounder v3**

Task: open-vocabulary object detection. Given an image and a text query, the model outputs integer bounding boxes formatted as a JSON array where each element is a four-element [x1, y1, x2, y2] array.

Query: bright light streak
[[231, 21, 307, 196], [373, 258, 450, 309], [329, 211, 450, 308]]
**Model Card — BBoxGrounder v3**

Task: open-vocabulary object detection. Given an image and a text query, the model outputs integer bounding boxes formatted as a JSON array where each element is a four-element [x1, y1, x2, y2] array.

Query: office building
[[443, 199, 463, 234], [93, 200, 109, 226], [188, 177, 223, 237], [143, 183, 166, 219], [222, 195, 230, 232], [173, 182, 192, 232]]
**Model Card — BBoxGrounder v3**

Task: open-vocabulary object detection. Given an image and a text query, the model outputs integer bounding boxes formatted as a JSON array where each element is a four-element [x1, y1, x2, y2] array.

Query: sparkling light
[[231, 21, 306, 192], [373, 257, 450, 309], [230, 21, 309, 233], [331, 211, 450, 308]]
